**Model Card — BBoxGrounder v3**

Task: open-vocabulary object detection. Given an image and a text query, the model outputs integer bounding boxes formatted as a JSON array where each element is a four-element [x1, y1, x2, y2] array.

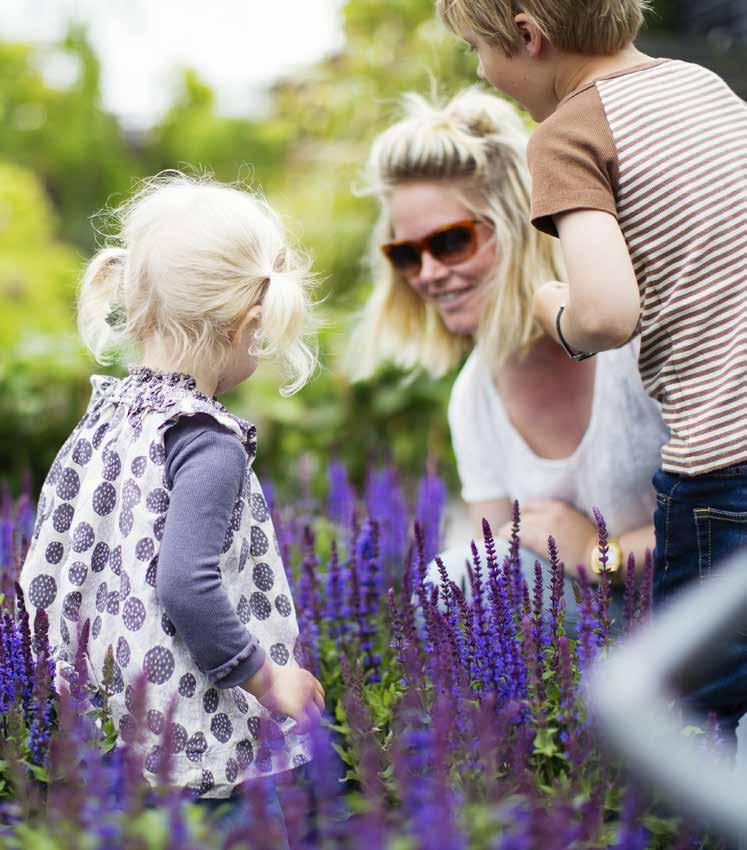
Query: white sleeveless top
[[448, 341, 670, 536], [20, 367, 311, 799]]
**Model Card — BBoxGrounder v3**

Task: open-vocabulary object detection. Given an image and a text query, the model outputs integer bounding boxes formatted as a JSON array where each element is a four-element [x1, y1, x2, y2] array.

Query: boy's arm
[[533, 208, 640, 353]]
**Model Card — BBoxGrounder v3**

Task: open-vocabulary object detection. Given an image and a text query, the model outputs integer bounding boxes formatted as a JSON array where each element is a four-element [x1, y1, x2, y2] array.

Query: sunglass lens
[[384, 243, 421, 275], [429, 225, 476, 265]]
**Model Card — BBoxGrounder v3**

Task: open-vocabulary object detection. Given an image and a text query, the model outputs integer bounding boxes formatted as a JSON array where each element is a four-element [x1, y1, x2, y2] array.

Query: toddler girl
[[20, 172, 324, 809]]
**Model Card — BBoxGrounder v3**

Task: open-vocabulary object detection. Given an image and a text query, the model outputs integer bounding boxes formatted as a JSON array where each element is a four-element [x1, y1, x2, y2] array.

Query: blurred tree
[[0, 161, 80, 344], [0, 160, 92, 491], [0, 25, 135, 251], [143, 67, 290, 188]]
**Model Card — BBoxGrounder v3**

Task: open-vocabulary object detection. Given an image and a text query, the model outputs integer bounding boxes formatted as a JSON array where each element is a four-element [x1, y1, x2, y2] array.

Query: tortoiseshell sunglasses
[[381, 219, 486, 278]]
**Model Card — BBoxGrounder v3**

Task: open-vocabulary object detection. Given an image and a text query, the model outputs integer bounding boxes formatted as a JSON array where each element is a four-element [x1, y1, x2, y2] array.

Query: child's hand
[[242, 660, 325, 734], [532, 280, 569, 339]]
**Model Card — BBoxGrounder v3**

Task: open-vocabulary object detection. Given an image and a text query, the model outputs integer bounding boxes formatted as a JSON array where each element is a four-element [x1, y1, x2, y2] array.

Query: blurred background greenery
[[0, 0, 740, 497]]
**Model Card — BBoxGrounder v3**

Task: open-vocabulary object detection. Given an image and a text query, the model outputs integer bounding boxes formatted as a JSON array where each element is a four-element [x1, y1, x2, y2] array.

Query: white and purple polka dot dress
[[20, 367, 311, 798]]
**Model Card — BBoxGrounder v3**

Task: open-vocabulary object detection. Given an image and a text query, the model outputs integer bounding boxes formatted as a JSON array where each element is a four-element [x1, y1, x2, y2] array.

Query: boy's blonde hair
[[438, 0, 651, 56], [351, 87, 564, 380], [77, 172, 317, 395]]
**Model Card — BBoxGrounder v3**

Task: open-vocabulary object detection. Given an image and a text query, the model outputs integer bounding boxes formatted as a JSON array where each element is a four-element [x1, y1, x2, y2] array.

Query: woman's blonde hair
[[77, 171, 317, 395], [437, 0, 651, 56], [351, 87, 564, 380]]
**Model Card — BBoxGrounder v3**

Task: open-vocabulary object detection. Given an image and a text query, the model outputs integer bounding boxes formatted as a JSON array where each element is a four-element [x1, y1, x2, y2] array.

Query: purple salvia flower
[[387, 588, 409, 685], [47, 684, 96, 824], [468, 539, 492, 690], [0, 515, 13, 573], [13, 583, 35, 722], [328, 457, 356, 529], [28, 608, 55, 765], [557, 635, 582, 767], [547, 536, 565, 655], [306, 721, 347, 845], [623, 552, 637, 635], [366, 465, 408, 578], [414, 576, 441, 684], [493, 558, 527, 706], [348, 534, 364, 637], [0, 614, 8, 717], [704, 711, 726, 757], [261, 476, 276, 516], [427, 692, 469, 850], [520, 576, 531, 621], [451, 581, 480, 689], [532, 561, 544, 637], [155, 693, 178, 786], [521, 614, 545, 728], [324, 540, 345, 639], [485, 573, 511, 701], [414, 468, 447, 566], [412, 521, 429, 588], [71, 617, 92, 702], [508, 500, 523, 607], [121, 670, 149, 808], [359, 521, 382, 677], [575, 565, 599, 674], [295, 526, 322, 675], [592, 507, 612, 642], [300, 526, 323, 625], [638, 548, 654, 624], [273, 772, 310, 850], [611, 787, 648, 850], [3, 612, 25, 712], [577, 786, 606, 847], [435, 557, 468, 673], [14, 492, 35, 563], [482, 518, 504, 598], [530, 562, 546, 704], [398, 545, 421, 660], [591, 506, 609, 566]]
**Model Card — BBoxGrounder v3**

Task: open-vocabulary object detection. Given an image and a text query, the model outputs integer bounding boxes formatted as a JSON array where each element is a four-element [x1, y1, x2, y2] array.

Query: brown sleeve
[[526, 86, 619, 238]]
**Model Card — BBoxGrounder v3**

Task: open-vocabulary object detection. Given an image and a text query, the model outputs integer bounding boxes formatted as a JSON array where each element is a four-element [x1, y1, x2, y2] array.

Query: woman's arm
[[618, 524, 656, 576], [467, 498, 513, 539]]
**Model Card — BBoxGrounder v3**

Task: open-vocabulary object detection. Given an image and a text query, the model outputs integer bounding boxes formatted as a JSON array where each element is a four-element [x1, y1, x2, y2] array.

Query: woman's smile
[[429, 282, 479, 309]]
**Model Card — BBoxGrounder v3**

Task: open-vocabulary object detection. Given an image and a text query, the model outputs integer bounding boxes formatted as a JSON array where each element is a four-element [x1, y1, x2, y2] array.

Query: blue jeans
[[653, 465, 747, 737]]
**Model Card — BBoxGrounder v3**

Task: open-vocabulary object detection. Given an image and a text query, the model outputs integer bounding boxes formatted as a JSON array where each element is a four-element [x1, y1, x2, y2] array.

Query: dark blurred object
[[590, 553, 747, 848], [642, 0, 747, 98], [682, 0, 747, 45]]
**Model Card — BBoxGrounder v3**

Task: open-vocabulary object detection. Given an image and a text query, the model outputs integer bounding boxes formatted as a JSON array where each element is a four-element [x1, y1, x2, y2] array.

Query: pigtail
[[255, 250, 319, 397], [76, 247, 129, 364]]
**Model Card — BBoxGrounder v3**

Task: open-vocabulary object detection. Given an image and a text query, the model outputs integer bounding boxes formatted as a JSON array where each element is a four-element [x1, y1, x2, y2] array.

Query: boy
[[437, 0, 747, 737]]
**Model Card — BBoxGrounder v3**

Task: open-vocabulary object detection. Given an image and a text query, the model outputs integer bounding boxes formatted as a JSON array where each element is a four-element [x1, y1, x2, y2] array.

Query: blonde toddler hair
[[438, 0, 651, 56], [77, 172, 317, 396], [351, 87, 564, 380]]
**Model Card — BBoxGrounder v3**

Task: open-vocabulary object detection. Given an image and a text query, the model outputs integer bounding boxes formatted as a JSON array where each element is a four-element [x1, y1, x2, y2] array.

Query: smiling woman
[[350, 87, 669, 635]]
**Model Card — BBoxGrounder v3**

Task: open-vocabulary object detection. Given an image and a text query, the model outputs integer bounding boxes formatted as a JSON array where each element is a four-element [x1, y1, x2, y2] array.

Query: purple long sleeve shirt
[[159, 414, 266, 689]]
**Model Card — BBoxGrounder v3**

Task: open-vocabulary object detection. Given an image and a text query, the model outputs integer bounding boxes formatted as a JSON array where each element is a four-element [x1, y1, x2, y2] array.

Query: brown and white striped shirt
[[528, 59, 747, 476]]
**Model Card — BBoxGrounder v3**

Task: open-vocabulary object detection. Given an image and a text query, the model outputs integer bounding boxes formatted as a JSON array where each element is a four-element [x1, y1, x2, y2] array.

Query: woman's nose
[[417, 251, 450, 287]]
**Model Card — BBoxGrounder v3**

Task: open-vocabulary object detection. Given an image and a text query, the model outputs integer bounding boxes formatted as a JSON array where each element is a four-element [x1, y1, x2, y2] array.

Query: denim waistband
[[664, 462, 747, 480]]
